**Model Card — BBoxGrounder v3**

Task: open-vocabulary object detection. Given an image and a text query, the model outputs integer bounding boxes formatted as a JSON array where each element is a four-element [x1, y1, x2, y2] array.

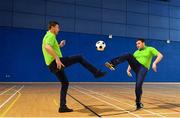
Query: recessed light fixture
[[108, 34, 112, 39], [166, 39, 170, 44]]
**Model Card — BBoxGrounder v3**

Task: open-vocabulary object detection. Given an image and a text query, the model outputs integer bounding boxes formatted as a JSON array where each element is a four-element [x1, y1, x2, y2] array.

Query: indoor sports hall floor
[[0, 82, 180, 117]]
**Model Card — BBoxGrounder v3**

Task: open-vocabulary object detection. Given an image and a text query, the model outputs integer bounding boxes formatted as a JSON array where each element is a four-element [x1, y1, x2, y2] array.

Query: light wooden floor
[[0, 82, 180, 117]]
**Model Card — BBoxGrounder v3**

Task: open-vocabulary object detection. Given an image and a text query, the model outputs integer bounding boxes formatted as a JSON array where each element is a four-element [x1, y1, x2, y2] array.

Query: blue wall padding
[[0, 27, 179, 82]]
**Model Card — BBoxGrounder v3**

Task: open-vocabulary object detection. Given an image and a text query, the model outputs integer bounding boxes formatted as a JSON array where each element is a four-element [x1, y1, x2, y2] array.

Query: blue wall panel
[[170, 18, 180, 30], [102, 9, 126, 23], [13, 13, 45, 29], [1, 0, 180, 41], [149, 3, 169, 17], [149, 15, 169, 28], [149, 28, 169, 40], [0, 28, 52, 82], [47, 0, 75, 4], [126, 25, 148, 38], [0, 0, 13, 11], [170, 6, 180, 18], [102, 0, 126, 10], [170, 0, 180, 6], [0, 11, 12, 27], [76, 0, 101, 7], [46, 2, 75, 17], [76, 6, 101, 21], [75, 20, 101, 34], [127, 12, 148, 26], [127, 0, 148, 13], [14, 0, 45, 15], [102, 23, 126, 36], [150, 0, 169, 5], [170, 30, 180, 41]]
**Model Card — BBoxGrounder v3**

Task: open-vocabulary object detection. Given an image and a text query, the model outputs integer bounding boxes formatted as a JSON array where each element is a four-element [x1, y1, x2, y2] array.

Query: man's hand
[[127, 65, 132, 77], [59, 40, 66, 48], [127, 71, 132, 77], [152, 62, 157, 72], [55, 57, 65, 70]]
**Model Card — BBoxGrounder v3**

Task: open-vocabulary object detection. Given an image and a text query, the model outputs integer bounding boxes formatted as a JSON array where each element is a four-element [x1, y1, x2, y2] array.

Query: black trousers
[[110, 53, 148, 103], [48, 55, 99, 107]]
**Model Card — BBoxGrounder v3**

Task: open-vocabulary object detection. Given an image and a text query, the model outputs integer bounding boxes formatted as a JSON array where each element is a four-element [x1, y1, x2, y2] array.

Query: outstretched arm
[[152, 52, 163, 72]]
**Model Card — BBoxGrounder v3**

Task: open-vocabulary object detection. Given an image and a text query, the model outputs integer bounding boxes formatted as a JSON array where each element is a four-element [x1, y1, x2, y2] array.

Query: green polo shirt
[[133, 46, 159, 69], [42, 31, 62, 66]]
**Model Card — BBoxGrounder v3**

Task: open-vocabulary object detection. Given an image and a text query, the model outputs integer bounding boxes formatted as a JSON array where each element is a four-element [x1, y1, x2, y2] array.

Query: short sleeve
[[44, 35, 55, 46], [133, 51, 138, 58], [150, 47, 159, 56]]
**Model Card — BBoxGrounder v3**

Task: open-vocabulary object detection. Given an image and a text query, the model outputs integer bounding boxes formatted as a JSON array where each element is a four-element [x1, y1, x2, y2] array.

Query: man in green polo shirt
[[42, 21, 106, 113], [105, 38, 163, 110]]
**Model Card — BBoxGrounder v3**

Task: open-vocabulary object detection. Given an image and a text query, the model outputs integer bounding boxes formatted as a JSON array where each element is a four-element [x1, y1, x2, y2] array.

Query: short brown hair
[[48, 21, 59, 30], [136, 38, 145, 43]]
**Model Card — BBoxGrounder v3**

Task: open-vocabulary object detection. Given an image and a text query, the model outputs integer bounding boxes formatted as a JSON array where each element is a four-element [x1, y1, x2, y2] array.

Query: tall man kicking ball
[[42, 21, 106, 113], [105, 38, 163, 110]]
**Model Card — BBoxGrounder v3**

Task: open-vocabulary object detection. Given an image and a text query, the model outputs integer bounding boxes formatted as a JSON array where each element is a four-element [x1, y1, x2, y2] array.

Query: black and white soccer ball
[[95, 40, 106, 51]]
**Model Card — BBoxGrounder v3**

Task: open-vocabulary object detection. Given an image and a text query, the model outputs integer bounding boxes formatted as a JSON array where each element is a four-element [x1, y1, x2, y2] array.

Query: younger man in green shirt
[[105, 39, 163, 110]]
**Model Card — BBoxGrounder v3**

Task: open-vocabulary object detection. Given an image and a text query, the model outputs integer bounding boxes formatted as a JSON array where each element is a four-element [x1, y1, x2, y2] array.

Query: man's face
[[136, 40, 145, 50], [52, 24, 60, 35]]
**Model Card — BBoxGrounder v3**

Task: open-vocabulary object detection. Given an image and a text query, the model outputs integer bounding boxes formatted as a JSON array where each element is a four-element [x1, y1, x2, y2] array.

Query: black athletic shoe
[[59, 105, 73, 113], [136, 103, 144, 110], [105, 62, 115, 70], [94, 70, 107, 78]]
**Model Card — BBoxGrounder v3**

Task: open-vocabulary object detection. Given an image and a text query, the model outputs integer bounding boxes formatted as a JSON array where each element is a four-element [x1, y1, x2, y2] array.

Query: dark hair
[[48, 21, 59, 30], [136, 38, 145, 43]]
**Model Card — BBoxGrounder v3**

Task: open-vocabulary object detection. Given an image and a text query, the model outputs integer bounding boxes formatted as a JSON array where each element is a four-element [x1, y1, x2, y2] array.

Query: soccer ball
[[96, 40, 106, 51]]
